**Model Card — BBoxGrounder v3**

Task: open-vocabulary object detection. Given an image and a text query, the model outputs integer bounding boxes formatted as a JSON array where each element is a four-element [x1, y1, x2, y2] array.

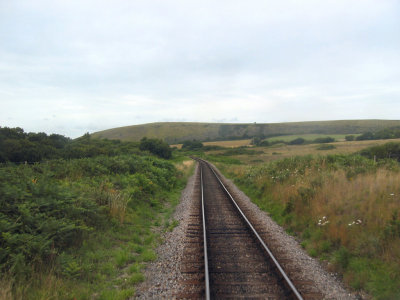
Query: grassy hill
[[91, 120, 400, 144]]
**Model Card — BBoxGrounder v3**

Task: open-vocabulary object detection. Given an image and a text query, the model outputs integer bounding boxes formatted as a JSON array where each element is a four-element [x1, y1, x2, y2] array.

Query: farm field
[[202, 138, 400, 299]]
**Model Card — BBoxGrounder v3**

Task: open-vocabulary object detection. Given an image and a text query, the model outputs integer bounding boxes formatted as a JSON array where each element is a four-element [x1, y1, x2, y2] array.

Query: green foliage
[[129, 272, 145, 284], [139, 137, 172, 159], [219, 147, 263, 156], [384, 211, 400, 239], [0, 166, 100, 278], [181, 140, 203, 150], [0, 124, 195, 299], [345, 135, 355, 141], [313, 136, 335, 143], [0, 154, 179, 286], [289, 137, 306, 145], [356, 127, 400, 141], [360, 142, 400, 161], [316, 144, 336, 150], [205, 154, 242, 165], [333, 247, 351, 270], [0, 127, 141, 163]]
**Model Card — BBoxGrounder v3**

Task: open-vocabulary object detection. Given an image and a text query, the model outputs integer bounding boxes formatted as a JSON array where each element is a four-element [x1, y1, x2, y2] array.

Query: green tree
[[139, 137, 172, 159], [182, 140, 203, 150], [289, 138, 305, 145]]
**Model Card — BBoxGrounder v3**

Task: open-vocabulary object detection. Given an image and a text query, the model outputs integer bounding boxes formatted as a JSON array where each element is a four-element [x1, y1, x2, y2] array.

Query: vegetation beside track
[[0, 128, 195, 300], [203, 142, 400, 299]]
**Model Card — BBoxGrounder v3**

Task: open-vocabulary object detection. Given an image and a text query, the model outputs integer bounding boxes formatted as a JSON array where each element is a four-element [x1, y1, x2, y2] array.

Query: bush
[[317, 144, 336, 150], [139, 137, 172, 159], [360, 142, 400, 161], [313, 137, 335, 143], [220, 148, 263, 156], [0, 154, 178, 280], [181, 140, 203, 150], [289, 138, 305, 145], [356, 132, 374, 141], [0, 166, 100, 277]]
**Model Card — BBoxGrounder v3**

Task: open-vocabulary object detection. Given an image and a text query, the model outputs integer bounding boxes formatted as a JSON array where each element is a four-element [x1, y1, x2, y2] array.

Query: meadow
[[203, 139, 400, 299]]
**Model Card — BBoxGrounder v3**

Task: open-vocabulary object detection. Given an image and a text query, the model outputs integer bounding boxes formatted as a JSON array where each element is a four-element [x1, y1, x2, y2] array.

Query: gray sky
[[1, 0, 399, 138]]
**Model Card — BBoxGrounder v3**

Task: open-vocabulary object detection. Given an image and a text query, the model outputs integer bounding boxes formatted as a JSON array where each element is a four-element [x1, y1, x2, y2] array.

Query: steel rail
[[199, 158, 304, 300], [200, 164, 211, 300]]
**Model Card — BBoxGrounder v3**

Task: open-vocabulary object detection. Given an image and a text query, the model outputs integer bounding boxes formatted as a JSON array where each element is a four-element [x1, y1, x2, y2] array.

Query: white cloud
[[0, 0, 399, 137]]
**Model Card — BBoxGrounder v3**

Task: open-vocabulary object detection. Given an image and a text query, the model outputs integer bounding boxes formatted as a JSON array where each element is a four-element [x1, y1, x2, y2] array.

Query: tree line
[[0, 127, 172, 163], [346, 126, 400, 141]]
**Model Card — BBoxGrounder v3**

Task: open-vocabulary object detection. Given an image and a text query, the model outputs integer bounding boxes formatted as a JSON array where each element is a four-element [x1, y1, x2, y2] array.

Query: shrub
[[139, 137, 172, 159], [360, 142, 400, 161], [181, 140, 203, 150], [313, 137, 335, 143], [317, 144, 336, 150], [0, 154, 178, 281], [289, 138, 305, 145]]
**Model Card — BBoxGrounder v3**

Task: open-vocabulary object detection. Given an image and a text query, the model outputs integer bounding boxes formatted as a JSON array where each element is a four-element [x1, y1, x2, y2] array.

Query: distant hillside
[[91, 120, 400, 144]]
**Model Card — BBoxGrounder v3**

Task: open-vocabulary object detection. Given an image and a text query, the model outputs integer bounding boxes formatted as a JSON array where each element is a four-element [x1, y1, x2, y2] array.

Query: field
[[207, 138, 400, 165], [201, 138, 400, 299]]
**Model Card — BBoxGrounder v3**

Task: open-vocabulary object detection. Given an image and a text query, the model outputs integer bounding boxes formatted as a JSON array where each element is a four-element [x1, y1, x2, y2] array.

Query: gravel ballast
[[135, 162, 360, 299], [134, 164, 199, 299]]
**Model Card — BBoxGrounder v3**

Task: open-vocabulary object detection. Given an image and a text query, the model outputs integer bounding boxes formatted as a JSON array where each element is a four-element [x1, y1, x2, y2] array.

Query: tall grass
[[219, 154, 400, 299]]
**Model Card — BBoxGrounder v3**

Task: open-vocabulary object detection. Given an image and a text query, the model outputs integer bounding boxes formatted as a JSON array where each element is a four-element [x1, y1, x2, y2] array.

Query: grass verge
[[211, 154, 400, 299]]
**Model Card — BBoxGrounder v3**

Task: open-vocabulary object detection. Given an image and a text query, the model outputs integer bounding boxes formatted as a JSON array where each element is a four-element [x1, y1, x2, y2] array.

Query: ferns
[[0, 154, 178, 280]]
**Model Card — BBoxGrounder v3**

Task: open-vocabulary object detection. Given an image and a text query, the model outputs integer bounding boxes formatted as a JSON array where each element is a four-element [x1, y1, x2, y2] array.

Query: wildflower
[[318, 217, 329, 226]]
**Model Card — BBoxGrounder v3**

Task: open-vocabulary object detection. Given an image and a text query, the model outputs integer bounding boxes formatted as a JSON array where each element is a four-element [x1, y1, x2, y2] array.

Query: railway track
[[177, 159, 322, 299]]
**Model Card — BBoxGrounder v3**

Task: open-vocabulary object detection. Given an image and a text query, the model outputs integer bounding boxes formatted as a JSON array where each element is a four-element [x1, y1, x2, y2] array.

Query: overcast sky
[[1, 0, 399, 138]]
